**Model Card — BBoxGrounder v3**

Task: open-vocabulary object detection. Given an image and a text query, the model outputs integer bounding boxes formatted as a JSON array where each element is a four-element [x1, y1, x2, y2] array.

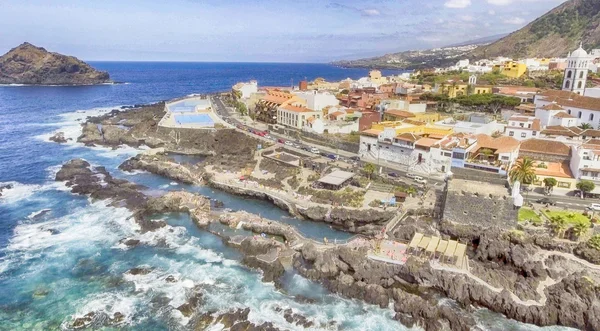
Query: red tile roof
[[385, 109, 415, 118], [540, 103, 564, 111], [553, 112, 575, 119], [395, 132, 420, 143], [281, 105, 312, 113], [519, 139, 570, 156], [540, 90, 600, 112]]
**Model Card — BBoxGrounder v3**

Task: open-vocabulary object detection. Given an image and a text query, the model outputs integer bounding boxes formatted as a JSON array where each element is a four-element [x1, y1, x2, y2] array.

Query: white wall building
[[534, 91, 600, 128], [232, 80, 258, 99], [504, 116, 541, 141], [562, 43, 591, 95], [435, 118, 502, 136], [570, 140, 600, 187], [293, 91, 340, 111]]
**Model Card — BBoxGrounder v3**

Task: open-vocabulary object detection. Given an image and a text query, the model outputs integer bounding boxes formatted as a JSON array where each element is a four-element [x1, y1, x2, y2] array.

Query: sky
[[0, 0, 567, 63]]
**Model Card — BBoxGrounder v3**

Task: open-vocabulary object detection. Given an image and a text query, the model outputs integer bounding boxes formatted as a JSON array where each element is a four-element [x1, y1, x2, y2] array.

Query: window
[[501, 156, 509, 161], [521, 132, 526, 138], [532, 131, 537, 136], [578, 81, 583, 89], [578, 111, 582, 119], [580, 71, 584, 79], [519, 123, 524, 127], [558, 182, 571, 188], [565, 80, 570, 89], [567, 70, 572, 78], [590, 114, 594, 121], [444, 152, 452, 157], [452, 152, 465, 160], [509, 131, 514, 136]]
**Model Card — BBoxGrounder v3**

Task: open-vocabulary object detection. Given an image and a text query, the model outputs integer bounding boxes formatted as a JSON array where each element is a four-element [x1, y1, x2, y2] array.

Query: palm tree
[[550, 216, 568, 238], [363, 163, 376, 179], [573, 222, 590, 241], [509, 158, 537, 185], [579, 123, 593, 130]]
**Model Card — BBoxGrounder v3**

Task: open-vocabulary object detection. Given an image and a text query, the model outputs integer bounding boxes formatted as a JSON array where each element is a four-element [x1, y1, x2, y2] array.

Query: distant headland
[[0, 42, 112, 86]]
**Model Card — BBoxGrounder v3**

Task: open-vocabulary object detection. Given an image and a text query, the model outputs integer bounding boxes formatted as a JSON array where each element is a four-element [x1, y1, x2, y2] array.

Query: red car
[[277, 138, 285, 144]]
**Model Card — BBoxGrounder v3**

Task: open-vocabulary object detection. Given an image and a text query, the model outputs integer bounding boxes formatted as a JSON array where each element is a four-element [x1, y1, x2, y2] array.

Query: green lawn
[[518, 208, 542, 225], [543, 210, 591, 227]]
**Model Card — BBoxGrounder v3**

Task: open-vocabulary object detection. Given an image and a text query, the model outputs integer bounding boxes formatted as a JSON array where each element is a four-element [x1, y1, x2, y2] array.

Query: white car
[[284, 141, 293, 147], [589, 203, 600, 211], [414, 177, 427, 185], [310, 147, 320, 154], [406, 173, 418, 179]]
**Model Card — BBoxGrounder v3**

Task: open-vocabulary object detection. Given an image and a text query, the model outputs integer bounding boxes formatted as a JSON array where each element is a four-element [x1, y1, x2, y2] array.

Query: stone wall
[[519, 151, 570, 163], [442, 189, 517, 229], [269, 125, 359, 153], [451, 167, 508, 186]]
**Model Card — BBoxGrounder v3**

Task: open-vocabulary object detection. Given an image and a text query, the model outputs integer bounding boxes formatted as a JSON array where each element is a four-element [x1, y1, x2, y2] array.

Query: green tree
[[577, 180, 596, 198], [550, 216, 568, 238], [579, 123, 593, 130], [232, 89, 242, 100], [509, 157, 537, 184], [588, 235, 600, 250], [543, 177, 557, 193], [363, 163, 376, 179], [573, 222, 590, 241]]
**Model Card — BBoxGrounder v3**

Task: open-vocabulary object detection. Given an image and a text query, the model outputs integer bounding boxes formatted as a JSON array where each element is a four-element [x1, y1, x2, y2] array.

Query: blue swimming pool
[[175, 114, 214, 125], [168, 99, 211, 112]]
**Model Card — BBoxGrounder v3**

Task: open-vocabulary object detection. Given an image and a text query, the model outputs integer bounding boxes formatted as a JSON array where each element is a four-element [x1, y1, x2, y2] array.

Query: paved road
[[210, 95, 445, 187], [524, 190, 594, 211]]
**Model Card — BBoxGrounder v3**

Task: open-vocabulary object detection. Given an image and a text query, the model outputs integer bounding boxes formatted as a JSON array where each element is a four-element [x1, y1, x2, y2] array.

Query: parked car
[[327, 154, 337, 160], [414, 177, 427, 185], [536, 198, 556, 206], [406, 173, 418, 179], [310, 147, 320, 154], [388, 172, 400, 178], [588, 203, 600, 211], [278, 138, 285, 144], [264, 134, 272, 140], [284, 141, 294, 147], [349, 156, 360, 162]]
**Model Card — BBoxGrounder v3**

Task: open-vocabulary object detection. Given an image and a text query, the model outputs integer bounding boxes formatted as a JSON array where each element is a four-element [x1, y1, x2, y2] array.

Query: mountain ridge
[[0, 42, 111, 85]]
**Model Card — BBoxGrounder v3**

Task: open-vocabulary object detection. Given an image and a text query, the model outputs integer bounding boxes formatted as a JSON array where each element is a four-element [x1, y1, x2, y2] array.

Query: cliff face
[[470, 0, 600, 59], [0, 42, 111, 85]]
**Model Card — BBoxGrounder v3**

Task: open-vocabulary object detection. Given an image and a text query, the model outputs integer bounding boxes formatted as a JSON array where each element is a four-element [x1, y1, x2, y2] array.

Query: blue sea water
[[0, 62, 572, 330]]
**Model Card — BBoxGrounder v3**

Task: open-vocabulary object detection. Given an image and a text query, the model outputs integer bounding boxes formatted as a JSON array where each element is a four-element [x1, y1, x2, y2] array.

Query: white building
[[504, 116, 541, 141], [292, 91, 339, 111], [534, 91, 600, 128], [435, 118, 502, 136], [562, 43, 591, 95], [232, 80, 258, 99], [585, 88, 600, 99], [570, 139, 600, 187], [276, 104, 320, 129]]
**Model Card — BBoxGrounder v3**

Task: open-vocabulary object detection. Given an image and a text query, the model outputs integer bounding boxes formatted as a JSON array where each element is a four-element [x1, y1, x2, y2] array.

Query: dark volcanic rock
[[0, 183, 14, 197], [126, 267, 153, 276], [0, 42, 111, 85], [296, 206, 394, 235], [49, 131, 68, 143], [55, 159, 148, 209]]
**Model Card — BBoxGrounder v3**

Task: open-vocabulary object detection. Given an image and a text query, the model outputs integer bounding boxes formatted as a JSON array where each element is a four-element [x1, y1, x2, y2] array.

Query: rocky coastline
[[51, 98, 600, 330], [0, 42, 111, 85]]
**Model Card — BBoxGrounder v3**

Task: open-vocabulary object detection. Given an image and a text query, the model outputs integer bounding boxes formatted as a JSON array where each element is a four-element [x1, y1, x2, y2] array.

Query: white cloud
[[487, 0, 513, 5], [488, 9, 496, 15], [460, 15, 474, 21], [504, 17, 526, 25], [444, 0, 472, 9], [361, 9, 381, 16]]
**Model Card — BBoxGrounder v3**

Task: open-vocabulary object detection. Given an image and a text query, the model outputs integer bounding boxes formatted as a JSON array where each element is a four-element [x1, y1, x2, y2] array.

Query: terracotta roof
[[306, 117, 316, 124], [582, 129, 600, 138], [403, 119, 427, 126], [474, 134, 520, 154], [532, 119, 541, 131], [509, 116, 531, 122], [415, 137, 439, 148], [395, 132, 420, 143], [361, 129, 382, 137], [385, 109, 415, 118], [541, 126, 583, 137], [553, 112, 575, 119], [281, 105, 312, 113], [519, 139, 570, 156], [532, 161, 574, 179], [540, 103, 564, 111], [539, 90, 600, 112], [329, 111, 345, 118]]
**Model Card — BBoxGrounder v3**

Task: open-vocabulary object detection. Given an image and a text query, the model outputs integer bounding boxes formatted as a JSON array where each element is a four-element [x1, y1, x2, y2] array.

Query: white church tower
[[562, 42, 590, 95]]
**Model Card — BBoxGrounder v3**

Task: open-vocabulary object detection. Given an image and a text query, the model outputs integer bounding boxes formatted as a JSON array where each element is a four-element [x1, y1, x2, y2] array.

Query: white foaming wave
[[65, 292, 139, 329], [0, 181, 44, 205], [5, 201, 134, 254], [120, 169, 149, 176], [27, 209, 51, 220]]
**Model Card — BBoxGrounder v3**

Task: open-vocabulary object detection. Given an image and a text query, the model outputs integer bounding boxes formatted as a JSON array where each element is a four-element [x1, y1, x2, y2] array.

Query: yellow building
[[472, 85, 492, 95], [277, 104, 321, 129], [438, 82, 469, 98], [383, 109, 443, 124], [370, 121, 453, 137], [369, 70, 387, 84], [494, 61, 527, 78]]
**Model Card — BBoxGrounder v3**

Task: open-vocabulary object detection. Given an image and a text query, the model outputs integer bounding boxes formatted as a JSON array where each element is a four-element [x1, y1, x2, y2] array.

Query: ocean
[[0, 62, 570, 330]]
